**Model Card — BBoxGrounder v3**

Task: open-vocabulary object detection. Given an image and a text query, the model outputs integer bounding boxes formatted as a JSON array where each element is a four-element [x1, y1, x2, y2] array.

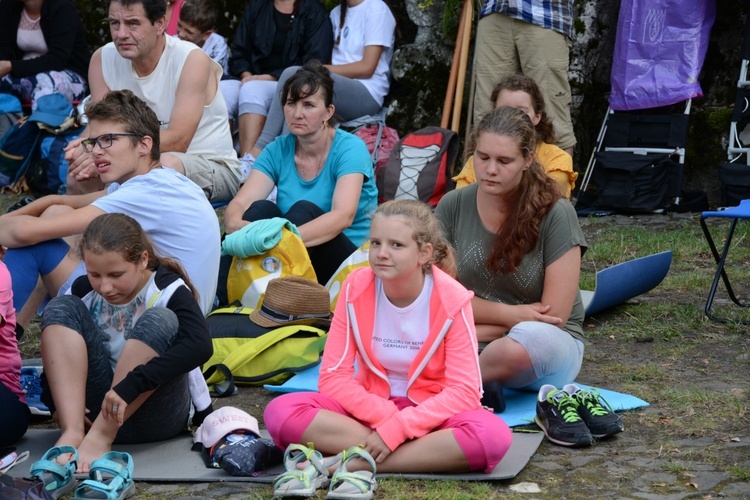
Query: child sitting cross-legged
[[264, 200, 512, 498]]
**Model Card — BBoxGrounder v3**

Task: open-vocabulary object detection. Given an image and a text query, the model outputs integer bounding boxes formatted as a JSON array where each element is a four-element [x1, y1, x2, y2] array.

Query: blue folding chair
[[699, 199, 750, 323]]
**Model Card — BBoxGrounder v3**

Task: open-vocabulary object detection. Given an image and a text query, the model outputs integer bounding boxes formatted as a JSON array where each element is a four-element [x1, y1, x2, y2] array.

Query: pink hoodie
[[318, 265, 482, 451]]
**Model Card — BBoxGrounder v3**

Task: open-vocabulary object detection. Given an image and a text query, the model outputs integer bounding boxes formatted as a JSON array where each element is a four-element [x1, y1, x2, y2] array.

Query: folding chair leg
[[700, 216, 750, 324]]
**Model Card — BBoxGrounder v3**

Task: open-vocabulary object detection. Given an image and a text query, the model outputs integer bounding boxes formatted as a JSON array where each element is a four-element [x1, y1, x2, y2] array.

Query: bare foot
[[76, 428, 113, 473], [53, 429, 85, 465]]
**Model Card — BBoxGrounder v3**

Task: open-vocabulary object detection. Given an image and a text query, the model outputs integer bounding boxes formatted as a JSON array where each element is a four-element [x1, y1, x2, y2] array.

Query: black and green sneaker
[[564, 384, 624, 438], [535, 384, 593, 447]]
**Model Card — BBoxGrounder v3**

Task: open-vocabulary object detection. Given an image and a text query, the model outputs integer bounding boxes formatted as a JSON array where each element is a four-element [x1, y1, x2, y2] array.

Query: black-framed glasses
[[81, 133, 139, 153]]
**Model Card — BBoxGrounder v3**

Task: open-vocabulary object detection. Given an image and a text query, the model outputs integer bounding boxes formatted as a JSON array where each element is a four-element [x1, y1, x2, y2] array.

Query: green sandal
[[29, 446, 78, 499], [74, 451, 135, 500], [273, 443, 330, 498], [326, 446, 377, 500]]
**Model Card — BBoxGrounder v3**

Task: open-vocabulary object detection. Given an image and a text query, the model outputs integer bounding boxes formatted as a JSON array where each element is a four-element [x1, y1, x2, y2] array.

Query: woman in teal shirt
[[224, 60, 377, 284]]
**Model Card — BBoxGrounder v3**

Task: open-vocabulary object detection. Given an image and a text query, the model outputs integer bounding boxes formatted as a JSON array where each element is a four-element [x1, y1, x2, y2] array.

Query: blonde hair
[[373, 200, 456, 278]]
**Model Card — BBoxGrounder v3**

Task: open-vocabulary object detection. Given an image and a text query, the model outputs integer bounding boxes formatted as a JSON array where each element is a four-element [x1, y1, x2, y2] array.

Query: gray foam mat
[[10, 428, 542, 482]]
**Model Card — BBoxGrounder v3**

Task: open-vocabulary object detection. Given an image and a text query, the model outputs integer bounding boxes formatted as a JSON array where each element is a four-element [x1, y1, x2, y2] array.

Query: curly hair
[[472, 107, 561, 274], [373, 200, 457, 278], [490, 74, 556, 144]]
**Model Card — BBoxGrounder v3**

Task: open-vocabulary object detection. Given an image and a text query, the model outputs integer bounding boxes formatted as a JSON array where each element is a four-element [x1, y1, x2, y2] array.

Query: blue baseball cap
[[0, 93, 22, 114], [28, 93, 74, 127]]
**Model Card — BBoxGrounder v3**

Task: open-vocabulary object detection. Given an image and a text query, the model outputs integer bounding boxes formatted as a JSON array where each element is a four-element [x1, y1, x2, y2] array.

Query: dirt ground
[[4, 193, 750, 499]]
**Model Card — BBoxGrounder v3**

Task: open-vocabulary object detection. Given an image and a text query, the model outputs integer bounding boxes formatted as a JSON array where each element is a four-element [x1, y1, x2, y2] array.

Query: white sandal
[[273, 444, 330, 498], [326, 446, 377, 500]]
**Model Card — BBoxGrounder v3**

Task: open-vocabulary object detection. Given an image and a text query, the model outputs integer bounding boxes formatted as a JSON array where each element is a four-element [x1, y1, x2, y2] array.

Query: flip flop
[[74, 451, 135, 500], [273, 443, 330, 497], [29, 445, 78, 499], [326, 446, 377, 500]]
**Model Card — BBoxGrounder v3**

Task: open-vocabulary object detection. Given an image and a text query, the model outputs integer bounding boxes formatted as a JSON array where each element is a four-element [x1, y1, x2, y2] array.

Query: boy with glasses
[[0, 89, 220, 332]]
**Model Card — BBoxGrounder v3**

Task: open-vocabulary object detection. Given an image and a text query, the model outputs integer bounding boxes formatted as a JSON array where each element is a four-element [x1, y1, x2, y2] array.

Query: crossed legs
[[265, 392, 511, 474]]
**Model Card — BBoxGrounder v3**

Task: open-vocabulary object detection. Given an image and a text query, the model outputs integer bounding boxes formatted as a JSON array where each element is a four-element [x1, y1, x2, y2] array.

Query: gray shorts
[[507, 321, 585, 391], [170, 152, 241, 203]]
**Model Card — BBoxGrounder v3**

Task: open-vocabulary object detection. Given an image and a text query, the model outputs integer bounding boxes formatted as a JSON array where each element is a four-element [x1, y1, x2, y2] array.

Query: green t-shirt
[[435, 185, 587, 340]]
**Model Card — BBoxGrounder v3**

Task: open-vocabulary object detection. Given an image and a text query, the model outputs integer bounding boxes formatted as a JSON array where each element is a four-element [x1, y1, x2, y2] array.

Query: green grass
[[729, 465, 750, 481], [662, 460, 688, 474], [584, 303, 703, 341], [581, 218, 750, 326]]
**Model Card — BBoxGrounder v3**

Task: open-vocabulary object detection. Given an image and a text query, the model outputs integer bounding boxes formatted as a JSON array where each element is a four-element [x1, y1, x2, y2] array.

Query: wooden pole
[[451, 0, 473, 133], [440, 0, 468, 129], [465, 58, 477, 147]]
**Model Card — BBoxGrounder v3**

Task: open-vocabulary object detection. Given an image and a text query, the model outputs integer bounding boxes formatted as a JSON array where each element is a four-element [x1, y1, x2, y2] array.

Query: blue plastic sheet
[[610, 0, 716, 111]]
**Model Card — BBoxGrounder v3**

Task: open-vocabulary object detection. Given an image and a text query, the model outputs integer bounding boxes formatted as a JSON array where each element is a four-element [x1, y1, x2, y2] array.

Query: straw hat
[[248, 276, 332, 328]]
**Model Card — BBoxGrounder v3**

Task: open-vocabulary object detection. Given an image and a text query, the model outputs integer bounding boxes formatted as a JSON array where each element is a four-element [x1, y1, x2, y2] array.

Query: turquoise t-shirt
[[254, 129, 378, 246]]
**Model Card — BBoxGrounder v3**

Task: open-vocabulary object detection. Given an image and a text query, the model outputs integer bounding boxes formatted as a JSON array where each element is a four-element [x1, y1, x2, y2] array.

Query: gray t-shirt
[[435, 185, 587, 340]]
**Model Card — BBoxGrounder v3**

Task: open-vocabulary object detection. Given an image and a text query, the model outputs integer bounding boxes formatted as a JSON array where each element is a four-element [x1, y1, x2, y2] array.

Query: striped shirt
[[479, 0, 573, 39]]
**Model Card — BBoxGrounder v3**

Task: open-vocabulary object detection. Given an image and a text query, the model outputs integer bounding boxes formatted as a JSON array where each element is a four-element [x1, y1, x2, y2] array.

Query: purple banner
[[610, 0, 716, 111]]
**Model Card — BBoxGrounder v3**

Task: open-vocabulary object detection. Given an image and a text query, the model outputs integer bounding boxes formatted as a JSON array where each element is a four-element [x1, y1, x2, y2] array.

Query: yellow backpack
[[325, 242, 371, 311], [227, 227, 317, 309]]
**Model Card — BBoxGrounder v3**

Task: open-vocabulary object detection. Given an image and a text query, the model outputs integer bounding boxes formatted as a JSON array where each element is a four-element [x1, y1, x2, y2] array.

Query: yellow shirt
[[452, 141, 578, 198]]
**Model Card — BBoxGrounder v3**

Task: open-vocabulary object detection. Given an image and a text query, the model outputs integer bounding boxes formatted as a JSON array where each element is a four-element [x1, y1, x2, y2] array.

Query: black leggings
[[0, 382, 29, 447]]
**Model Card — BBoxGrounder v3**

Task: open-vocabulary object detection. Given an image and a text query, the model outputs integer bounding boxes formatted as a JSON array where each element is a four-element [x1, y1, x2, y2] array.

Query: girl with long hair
[[264, 200, 511, 498], [39, 213, 211, 473], [436, 106, 586, 410], [454, 74, 578, 198]]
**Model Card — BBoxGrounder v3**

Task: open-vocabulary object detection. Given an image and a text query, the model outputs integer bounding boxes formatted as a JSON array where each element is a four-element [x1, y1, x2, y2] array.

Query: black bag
[[586, 152, 682, 212], [718, 162, 750, 207]]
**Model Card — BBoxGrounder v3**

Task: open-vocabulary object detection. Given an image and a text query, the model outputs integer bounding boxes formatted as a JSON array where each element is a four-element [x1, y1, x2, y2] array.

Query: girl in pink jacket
[[265, 200, 511, 497]]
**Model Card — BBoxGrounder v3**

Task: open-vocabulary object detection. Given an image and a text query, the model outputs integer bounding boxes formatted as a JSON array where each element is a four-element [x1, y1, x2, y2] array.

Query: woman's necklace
[[295, 128, 331, 180]]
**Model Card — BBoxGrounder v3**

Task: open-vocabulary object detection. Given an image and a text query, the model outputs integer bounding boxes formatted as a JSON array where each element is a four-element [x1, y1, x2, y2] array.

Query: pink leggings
[[264, 392, 512, 473]]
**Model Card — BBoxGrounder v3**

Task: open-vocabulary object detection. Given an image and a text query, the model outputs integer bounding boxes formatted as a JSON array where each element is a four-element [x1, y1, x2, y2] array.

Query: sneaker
[[481, 381, 506, 413], [20, 367, 50, 416], [564, 384, 624, 438], [535, 384, 593, 447], [239, 153, 255, 184]]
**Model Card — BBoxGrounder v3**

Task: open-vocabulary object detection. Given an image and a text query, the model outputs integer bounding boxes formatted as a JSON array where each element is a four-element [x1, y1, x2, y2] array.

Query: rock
[[510, 482, 542, 493]]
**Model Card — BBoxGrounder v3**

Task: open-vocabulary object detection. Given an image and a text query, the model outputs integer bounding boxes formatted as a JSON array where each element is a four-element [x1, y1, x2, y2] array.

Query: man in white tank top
[[64, 0, 241, 203]]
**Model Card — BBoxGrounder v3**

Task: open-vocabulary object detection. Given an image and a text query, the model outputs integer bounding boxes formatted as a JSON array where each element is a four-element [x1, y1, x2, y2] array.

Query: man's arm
[[0, 205, 106, 248], [65, 49, 111, 182], [160, 50, 212, 153]]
